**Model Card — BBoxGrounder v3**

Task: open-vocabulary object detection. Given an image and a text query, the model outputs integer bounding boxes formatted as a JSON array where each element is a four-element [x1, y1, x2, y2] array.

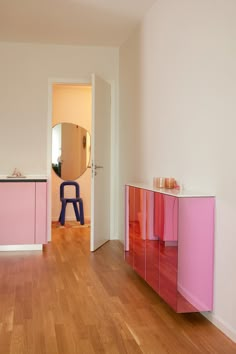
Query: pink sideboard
[[125, 184, 215, 313], [0, 180, 47, 247]]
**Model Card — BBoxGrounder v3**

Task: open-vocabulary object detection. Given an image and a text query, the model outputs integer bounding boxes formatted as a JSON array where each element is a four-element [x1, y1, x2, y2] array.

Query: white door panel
[[90, 74, 111, 251]]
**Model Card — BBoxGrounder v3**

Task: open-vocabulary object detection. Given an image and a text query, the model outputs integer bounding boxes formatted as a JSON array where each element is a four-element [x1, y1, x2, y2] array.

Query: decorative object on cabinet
[[125, 184, 215, 313], [7, 168, 25, 178], [59, 181, 84, 226], [153, 177, 166, 188], [164, 177, 176, 189]]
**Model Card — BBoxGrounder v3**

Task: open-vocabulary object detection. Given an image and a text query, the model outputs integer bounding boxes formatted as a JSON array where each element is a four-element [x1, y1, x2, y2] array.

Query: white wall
[[51, 85, 92, 223], [0, 42, 118, 175], [0, 41, 119, 238], [119, 0, 236, 342]]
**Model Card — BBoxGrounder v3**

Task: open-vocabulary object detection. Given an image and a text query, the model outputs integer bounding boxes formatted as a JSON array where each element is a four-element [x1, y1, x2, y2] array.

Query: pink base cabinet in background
[[125, 184, 215, 313], [0, 181, 47, 247]]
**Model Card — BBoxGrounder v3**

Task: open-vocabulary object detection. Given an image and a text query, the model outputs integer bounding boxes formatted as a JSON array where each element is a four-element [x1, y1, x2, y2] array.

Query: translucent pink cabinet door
[[154, 192, 164, 240], [158, 195, 214, 313], [158, 194, 178, 310], [146, 190, 159, 292], [125, 186, 134, 267], [158, 195, 199, 312], [178, 197, 214, 312], [0, 182, 35, 244], [163, 195, 178, 241], [133, 187, 146, 279], [125, 186, 146, 278]]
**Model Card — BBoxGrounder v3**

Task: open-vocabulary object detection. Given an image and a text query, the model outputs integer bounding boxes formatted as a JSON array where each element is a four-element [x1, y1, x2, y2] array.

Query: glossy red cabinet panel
[[159, 241, 178, 309], [163, 195, 178, 241], [177, 197, 214, 311], [154, 192, 164, 240], [156, 193, 179, 309], [125, 186, 134, 267], [132, 187, 146, 278], [146, 191, 159, 292], [125, 186, 146, 278]]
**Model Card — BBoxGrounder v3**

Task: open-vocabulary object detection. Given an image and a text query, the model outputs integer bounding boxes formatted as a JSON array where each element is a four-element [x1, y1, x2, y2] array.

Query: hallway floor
[[0, 225, 235, 353]]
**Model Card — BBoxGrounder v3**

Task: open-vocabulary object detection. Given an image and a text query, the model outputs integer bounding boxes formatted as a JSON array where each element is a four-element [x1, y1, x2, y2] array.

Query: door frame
[[47, 76, 117, 242]]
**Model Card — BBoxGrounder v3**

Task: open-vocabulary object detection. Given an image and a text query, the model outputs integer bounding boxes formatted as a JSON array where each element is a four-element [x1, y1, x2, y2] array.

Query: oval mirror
[[52, 123, 91, 180]]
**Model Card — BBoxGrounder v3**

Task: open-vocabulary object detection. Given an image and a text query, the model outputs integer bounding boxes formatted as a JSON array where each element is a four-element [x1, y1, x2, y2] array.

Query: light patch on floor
[[52, 221, 90, 229]]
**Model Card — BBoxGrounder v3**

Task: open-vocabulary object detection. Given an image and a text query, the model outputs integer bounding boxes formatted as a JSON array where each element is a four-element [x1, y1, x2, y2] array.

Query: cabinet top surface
[[0, 175, 47, 182], [126, 183, 215, 198]]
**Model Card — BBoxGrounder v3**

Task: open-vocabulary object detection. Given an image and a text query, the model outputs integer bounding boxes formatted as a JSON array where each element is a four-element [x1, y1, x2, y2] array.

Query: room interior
[[51, 84, 92, 226], [0, 0, 236, 350]]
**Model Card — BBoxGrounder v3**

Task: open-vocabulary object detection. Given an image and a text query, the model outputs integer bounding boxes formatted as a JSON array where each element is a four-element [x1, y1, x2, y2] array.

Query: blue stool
[[58, 181, 85, 226]]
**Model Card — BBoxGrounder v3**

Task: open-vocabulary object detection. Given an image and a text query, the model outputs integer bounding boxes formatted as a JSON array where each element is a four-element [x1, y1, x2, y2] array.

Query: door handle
[[94, 165, 103, 169]]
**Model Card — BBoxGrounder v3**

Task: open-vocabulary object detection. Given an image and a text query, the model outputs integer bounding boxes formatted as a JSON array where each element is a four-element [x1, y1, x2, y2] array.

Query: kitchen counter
[[0, 175, 47, 182]]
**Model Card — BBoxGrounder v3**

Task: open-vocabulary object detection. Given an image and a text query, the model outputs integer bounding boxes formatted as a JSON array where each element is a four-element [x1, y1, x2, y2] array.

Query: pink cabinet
[[125, 185, 215, 313], [0, 181, 47, 245]]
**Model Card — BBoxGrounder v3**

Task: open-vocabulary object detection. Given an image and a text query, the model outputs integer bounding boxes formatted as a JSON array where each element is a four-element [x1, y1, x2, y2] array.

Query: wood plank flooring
[[0, 224, 235, 353]]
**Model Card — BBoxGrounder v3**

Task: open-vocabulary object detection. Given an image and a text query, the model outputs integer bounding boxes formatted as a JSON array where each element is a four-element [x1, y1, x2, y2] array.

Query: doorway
[[51, 83, 92, 231], [48, 75, 113, 251]]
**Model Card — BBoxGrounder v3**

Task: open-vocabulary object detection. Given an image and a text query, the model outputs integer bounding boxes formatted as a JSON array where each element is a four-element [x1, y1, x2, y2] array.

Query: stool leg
[[78, 200, 84, 225], [59, 210, 62, 223], [59, 201, 67, 225], [73, 202, 80, 222]]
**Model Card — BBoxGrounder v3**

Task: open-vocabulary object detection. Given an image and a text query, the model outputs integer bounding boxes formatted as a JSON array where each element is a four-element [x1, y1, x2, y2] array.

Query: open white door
[[90, 74, 111, 251]]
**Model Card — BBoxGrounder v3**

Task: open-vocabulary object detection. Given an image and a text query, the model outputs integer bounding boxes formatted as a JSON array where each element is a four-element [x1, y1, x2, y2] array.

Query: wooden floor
[[0, 225, 235, 354]]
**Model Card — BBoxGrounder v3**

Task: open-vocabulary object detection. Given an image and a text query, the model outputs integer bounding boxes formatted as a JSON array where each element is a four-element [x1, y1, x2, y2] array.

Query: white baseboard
[[203, 312, 236, 343], [0, 244, 43, 251]]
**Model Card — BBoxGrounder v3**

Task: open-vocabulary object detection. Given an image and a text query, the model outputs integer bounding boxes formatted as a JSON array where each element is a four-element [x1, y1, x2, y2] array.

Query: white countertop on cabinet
[[126, 183, 215, 198], [0, 175, 48, 182]]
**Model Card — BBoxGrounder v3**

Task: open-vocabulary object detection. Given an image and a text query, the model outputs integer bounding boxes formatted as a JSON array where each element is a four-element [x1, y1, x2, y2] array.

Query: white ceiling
[[0, 0, 157, 46]]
